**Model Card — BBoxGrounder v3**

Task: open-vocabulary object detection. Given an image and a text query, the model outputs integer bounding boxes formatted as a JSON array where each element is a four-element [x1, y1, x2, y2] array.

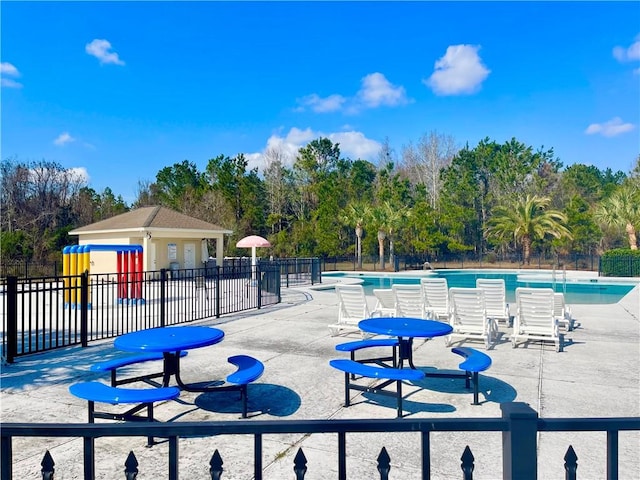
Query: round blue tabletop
[[114, 326, 225, 353], [359, 317, 453, 338]]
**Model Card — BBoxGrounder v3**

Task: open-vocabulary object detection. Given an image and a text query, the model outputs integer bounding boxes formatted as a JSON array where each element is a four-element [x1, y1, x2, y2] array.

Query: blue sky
[[2, 1, 639, 204]]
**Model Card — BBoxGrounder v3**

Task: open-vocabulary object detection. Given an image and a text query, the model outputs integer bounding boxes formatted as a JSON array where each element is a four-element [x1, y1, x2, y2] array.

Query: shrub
[[599, 249, 640, 277]]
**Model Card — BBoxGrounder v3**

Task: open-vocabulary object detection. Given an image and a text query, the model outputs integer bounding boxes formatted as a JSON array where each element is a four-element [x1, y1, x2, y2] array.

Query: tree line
[[2, 132, 639, 267]]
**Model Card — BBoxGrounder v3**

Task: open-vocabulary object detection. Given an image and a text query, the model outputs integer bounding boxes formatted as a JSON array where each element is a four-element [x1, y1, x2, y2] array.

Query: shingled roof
[[70, 206, 231, 233]]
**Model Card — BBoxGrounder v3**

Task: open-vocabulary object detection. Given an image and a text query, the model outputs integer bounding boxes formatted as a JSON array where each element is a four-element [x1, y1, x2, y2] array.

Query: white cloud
[[296, 94, 346, 113], [85, 39, 125, 65], [613, 35, 640, 62], [584, 117, 635, 137], [1, 78, 23, 88], [326, 131, 381, 159], [28, 166, 89, 190], [1, 62, 22, 88], [424, 44, 490, 95], [1, 62, 20, 76], [243, 152, 264, 173], [54, 132, 76, 146], [263, 127, 316, 164], [244, 127, 381, 171], [69, 167, 90, 184], [356, 73, 409, 108], [296, 72, 409, 114]]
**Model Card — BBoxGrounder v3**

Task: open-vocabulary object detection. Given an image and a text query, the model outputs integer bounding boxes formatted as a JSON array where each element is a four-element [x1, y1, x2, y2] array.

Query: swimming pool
[[323, 270, 638, 304]]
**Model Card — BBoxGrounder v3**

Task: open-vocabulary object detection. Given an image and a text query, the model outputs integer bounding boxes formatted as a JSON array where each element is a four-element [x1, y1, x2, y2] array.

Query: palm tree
[[383, 201, 411, 268], [341, 202, 370, 269], [486, 195, 572, 264], [369, 206, 390, 270], [594, 184, 640, 250]]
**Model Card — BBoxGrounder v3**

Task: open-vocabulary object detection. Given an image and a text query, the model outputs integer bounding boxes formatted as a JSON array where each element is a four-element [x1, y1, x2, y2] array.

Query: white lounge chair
[[420, 277, 449, 320], [512, 287, 562, 352], [553, 293, 574, 331], [372, 288, 397, 317], [476, 278, 510, 326], [328, 284, 371, 337], [392, 284, 426, 318], [446, 287, 496, 350]]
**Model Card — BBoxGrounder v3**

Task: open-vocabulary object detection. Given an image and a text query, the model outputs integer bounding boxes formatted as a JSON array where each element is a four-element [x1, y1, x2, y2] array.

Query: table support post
[[398, 338, 415, 369], [163, 352, 180, 387]]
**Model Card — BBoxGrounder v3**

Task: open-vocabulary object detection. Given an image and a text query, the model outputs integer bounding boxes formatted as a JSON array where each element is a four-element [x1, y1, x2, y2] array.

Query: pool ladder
[[551, 266, 567, 295]]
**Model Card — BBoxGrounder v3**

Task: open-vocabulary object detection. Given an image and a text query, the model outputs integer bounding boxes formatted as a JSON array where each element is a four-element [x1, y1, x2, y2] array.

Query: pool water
[[324, 270, 637, 304]]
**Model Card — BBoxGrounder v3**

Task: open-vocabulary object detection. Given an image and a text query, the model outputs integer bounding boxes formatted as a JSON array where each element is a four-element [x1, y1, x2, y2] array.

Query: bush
[[485, 252, 497, 264], [599, 249, 640, 277]]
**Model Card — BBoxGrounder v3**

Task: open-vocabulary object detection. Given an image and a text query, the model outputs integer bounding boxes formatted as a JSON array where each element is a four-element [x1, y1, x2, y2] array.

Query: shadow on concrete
[[195, 383, 301, 417], [413, 367, 518, 405], [0, 343, 122, 390], [360, 391, 457, 417]]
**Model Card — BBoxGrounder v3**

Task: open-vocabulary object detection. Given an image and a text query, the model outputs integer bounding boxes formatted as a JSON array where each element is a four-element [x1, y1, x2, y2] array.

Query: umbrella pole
[[251, 246, 257, 284]]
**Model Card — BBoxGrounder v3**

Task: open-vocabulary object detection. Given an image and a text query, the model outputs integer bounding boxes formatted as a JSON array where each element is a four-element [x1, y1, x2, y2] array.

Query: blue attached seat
[[209, 355, 264, 418], [451, 347, 492, 405], [69, 382, 180, 446], [329, 359, 425, 418], [91, 351, 188, 387], [226, 355, 264, 385], [335, 338, 399, 353], [335, 338, 399, 372]]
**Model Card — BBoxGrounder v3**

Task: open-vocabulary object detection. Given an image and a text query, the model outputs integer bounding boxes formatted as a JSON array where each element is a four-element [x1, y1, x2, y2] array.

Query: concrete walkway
[[1, 276, 639, 479]]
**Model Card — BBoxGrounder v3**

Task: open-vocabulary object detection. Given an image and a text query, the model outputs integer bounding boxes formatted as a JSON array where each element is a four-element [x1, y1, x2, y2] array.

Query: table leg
[[170, 354, 226, 392], [398, 337, 416, 369], [162, 352, 181, 387]]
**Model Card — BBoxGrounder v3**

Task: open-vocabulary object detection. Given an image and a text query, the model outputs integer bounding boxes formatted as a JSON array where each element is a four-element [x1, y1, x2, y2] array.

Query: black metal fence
[[1, 263, 281, 363], [2, 403, 638, 480], [0, 259, 61, 279], [320, 253, 604, 273], [276, 257, 322, 286], [599, 255, 640, 277], [3, 253, 609, 280]]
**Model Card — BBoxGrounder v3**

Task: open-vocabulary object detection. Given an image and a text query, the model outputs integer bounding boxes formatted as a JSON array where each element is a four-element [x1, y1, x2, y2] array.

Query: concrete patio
[[1, 274, 639, 479]]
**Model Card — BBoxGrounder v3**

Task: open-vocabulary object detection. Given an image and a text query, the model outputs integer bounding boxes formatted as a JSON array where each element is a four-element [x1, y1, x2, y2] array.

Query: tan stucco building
[[69, 206, 232, 275]]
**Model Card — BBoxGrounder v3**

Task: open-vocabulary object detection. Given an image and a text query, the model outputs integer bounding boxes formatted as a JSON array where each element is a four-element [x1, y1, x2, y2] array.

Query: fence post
[[160, 269, 167, 327], [5, 276, 18, 363], [501, 402, 538, 480], [80, 272, 89, 348], [257, 265, 262, 310], [215, 266, 221, 318], [598, 257, 602, 276]]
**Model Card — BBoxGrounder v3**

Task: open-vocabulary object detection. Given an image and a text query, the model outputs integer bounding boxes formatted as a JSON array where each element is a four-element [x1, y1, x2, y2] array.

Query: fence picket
[[377, 447, 391, 480], [293, 448, 307, 479], [461, 445, 475, 480], [40, 451, 54, 480], [209, 450, 223, 480], [564, 445, 578, 480], [124, 451, 138, 480]]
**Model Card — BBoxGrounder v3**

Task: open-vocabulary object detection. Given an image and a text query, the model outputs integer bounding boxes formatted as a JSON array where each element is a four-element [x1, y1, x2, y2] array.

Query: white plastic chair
[[512, 287, 562, 352], [553, 293, 574, 331], [476, 278, 510, 326], [420, 277, 449, 320], [392, 284, 425, 318], [446, 287, 496, 350], [372, 288, 397, 317], [328, 284, 371, 337]]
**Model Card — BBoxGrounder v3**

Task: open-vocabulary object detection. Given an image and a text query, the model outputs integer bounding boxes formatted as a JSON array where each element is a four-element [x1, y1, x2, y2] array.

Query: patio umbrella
[[236, 235, 271, 283]]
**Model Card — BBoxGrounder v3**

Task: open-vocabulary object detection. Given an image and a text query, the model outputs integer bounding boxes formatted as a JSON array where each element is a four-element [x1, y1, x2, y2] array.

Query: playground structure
[[63, 245, 145, 308]]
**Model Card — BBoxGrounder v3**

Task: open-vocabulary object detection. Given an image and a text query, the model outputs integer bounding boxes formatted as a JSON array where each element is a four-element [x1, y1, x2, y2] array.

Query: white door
[[184, 243, 196, 270], [150, 242, 157, 271]]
